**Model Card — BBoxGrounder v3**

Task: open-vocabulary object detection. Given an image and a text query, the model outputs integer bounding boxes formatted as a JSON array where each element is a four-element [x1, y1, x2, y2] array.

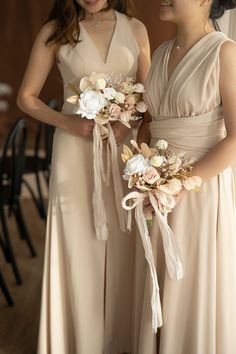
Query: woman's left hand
[[111, 121, 131, 146]]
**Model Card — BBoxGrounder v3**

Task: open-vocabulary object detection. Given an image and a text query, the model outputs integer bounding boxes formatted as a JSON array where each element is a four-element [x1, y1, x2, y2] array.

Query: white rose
[[124, 155, 149, 175], [76, 88, 107, 119], [150, 155, 164, 167], [133, 83, 145, 93], [156, 139, 168, 150]]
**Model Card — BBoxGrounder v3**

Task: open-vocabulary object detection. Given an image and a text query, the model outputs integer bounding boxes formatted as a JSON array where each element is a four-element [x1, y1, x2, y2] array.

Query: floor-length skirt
[[137, 167, 236, 354], [37, 128, 135, 354]]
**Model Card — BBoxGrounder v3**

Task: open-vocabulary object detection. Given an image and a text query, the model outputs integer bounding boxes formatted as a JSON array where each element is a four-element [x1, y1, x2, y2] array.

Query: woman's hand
[[174, 189, 187, 205], [63, 114, 94, 138], [111, 121, 131, 146]]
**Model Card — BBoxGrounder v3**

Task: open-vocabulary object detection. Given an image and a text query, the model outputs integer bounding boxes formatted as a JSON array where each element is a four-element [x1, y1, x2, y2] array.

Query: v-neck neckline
[[165, 31, 216, 85], [80, 10, 118, 65]]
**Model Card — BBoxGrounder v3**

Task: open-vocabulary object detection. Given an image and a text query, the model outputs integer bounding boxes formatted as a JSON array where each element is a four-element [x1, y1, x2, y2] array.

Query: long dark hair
[[45, 0, 134, 47], [209, 0, 236, 30]]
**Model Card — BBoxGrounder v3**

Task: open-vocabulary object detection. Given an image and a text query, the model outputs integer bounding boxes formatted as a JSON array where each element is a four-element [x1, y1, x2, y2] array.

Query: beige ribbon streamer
[[92, 122, 126, 240], [122, 190, 184, 332], [93, 123, 108, 240]]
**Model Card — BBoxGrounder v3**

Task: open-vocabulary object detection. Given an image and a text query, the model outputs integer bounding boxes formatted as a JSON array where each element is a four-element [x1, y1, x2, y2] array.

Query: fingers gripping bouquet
[[67, 73, 147, 241], [121, 139, 202, 332]]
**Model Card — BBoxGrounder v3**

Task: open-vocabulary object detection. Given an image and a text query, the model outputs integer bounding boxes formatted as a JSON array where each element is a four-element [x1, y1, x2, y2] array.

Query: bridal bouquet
[[66, 72, 147, 131], [66, 73, 147, 242], [121, 139, 202, 333]]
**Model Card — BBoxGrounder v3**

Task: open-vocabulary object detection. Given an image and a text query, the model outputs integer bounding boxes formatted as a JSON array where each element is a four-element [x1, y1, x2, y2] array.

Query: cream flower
[[79, 77, 92, 92], [133, 83, 145, 93], [94, 78, 106, 90], [156, 139, 168, 150], [150, 155, 164, 167], [168, 156, 182, 170], [159, 178, 182, 195], [183, 176, 202, 191], [115, 92, 125, 104], [142, 167, 160, 185], [136, 101, 147, 113], [76, 88, 107, 119]]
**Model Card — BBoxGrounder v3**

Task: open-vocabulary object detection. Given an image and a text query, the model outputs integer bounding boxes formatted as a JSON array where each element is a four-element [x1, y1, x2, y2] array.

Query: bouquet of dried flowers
[[66, 73, 147, 241], [121, 139, 202, 333]]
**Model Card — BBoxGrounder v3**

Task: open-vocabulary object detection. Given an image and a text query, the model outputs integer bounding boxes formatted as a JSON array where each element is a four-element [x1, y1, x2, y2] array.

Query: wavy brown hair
[[45, 0, 134, 47]]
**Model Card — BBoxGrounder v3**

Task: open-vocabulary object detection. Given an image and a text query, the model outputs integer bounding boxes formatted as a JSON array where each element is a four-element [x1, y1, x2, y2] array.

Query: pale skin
[[17, 0, 151, 146], [138, 0, 236, 212]]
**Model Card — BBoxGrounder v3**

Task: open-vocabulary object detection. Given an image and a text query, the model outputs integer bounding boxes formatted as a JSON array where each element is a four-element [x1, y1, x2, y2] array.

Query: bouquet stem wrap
[[122, 191, 184, 333], [93, 122, 126, 240]]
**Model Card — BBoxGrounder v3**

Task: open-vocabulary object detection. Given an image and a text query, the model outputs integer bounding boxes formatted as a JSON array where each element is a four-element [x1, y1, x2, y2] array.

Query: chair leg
[[35, 171, 47, 220], [12, 199, 37, 258], [0, 269, 14, 306], [22, 178, 46, 221], [0, 208, 23, 285], [0, 232, 11, 263]]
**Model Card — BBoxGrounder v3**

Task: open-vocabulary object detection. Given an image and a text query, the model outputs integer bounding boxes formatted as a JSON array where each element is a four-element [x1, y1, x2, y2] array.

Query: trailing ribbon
[[92, 122, 126, 240], [122, 190, 184, 332]]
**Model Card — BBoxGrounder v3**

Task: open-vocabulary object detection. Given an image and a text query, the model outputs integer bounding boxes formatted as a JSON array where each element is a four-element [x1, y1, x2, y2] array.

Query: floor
[[0, 199, 46, 354]]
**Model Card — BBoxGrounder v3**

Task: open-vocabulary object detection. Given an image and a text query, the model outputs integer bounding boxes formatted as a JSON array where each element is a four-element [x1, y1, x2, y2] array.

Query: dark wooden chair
[[22, 98, 59, 220], [0, 266, 14, 306], [0, 118, 36, 285]]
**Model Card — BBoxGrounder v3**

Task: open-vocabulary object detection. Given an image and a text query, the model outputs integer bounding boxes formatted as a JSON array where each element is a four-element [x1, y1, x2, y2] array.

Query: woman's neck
[[175, 21, 214, 49], [84, 8, 115, 21]]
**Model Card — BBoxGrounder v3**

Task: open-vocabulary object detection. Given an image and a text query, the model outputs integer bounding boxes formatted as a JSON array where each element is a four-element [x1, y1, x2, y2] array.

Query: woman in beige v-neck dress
[[136, 1, 236, 354], [17, 1, 150, 353]]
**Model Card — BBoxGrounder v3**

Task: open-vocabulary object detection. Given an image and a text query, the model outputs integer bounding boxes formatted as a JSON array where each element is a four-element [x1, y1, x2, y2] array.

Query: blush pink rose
[[142, 166, 160, 185], [109, 103, 121, 119]]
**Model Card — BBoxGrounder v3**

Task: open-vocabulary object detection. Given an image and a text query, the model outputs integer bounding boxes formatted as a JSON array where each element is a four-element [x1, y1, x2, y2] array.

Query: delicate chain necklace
[[86, 11, 115, 30], [174, 32, 209, 51], [90, 19, 102, 30]]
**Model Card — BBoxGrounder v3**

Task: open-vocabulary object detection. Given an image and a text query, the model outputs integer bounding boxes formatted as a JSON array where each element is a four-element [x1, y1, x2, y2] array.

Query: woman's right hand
[[63, 114, 94, 138]]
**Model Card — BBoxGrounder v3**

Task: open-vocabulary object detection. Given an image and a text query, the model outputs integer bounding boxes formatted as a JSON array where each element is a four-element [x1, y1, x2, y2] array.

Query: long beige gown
[[37, 11, 140, 354], [137, 32, 236, 354]]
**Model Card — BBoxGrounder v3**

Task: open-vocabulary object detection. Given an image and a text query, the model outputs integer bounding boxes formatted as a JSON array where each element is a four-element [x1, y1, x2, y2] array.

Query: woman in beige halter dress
[[136, 1, 236, 353], [17, 0, 150, 353]]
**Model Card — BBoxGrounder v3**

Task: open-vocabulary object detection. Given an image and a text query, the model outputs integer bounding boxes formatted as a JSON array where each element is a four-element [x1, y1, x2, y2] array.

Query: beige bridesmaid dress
[[137, 32, 236, 354], [37, 11, 140, 354]]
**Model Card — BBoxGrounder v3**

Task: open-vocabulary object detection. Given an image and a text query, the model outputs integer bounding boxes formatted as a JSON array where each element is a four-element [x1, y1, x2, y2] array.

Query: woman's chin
[[160, 13, 173, 22]]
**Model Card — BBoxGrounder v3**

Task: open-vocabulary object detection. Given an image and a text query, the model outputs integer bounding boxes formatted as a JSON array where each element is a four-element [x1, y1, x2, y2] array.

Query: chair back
[[0, 118, 28, 202]]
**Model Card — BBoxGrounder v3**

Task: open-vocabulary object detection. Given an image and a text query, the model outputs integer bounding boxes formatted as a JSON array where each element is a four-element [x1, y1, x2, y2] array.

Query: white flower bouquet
[[66, 73, 147, 241], [67, 72, 147, 130], [121, 139, 202, 333]]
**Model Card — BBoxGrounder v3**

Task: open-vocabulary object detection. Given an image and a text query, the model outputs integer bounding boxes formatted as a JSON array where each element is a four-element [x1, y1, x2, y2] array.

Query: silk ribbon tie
[[122, 190, 184, 332], [93, 122, 126, 241]]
